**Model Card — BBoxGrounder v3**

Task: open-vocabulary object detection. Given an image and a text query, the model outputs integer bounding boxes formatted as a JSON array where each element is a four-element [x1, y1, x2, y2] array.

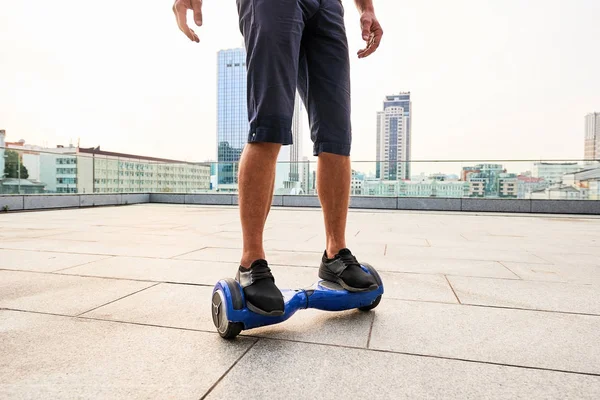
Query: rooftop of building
[[1, 203, 599, 398]]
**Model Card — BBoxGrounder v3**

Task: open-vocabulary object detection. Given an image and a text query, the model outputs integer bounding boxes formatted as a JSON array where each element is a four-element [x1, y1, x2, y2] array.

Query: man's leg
[[297, 0, 378, 291], [316, 152, 350, 258], [238, 142, 281, 268], [234, 0, 316, 315]]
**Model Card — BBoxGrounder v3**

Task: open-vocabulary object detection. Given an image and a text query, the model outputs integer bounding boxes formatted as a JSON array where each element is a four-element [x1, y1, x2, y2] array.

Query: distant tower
[[376, 93, 412, 180], [585, 112, 600, 162], [216, 47, 248, 185], [0, 130, 6, 178], [278, 92, 304, 181]]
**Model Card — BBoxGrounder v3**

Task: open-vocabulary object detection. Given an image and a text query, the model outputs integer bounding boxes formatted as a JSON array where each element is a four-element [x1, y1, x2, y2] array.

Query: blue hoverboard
[[211, 263, 384, 339]]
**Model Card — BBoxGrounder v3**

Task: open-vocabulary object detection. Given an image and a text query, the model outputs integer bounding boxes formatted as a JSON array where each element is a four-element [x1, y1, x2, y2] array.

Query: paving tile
[[502, 262, 600, 285], [83, 280, 372, 347], [0, 249, 111, 273], [0, 310, 253, 400], [369, 299, 600, 375], [0, 238, 201, 258], [241, 308, 373, 347], [385, 245, 548, 264], [61, 256, 239, 285], [448, 276, 600, 315], [177, 247, 323, 267], [83, 283, 215, 331], [205, 339, 600, 400], [528, 252, 600, 267], [372, 258, 518, 279], [380, 272, 458, 303], [0, 270, 154, 316]]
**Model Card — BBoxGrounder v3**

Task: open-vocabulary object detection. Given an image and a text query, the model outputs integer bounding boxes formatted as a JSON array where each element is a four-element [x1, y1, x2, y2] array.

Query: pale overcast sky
[[1, 0, 599, 166]]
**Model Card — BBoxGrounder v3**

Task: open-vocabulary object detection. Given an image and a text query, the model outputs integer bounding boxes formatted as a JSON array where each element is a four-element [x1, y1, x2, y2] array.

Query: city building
[[216, 47, 304, 191], [376, 93, 412, 180], [0, 130, 5, 176], [300, 157, 316, 195], [399, 180, 468, 198], [530, 184, 587, 200], [351, 170, 364, 195], [0, 178, 45, 194], [584, 112, 599, 162], [359, 178, 468, 198], [279, 92, 304, 182], [517, 175, 547, 199], [462, 164, 506, 197], [78, 148, 210, 193], [532, 162, 582, 184], [1, 137, 210, 194], [274, 92, 305, 193], [217, 47, 248, 187], [498, 173, 518, 198]]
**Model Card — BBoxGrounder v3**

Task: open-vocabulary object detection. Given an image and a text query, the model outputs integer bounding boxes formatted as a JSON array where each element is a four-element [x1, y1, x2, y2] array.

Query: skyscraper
[[217, 48, 248, 186], [216, 47, 304, 187], [278, 92, 303, 182], [376, 93, 412, 180], [0, 130, 5, 178], [584, 112, 600, 161]]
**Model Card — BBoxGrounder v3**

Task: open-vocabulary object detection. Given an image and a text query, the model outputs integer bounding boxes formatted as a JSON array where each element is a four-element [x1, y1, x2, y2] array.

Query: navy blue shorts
[[236, 0, 351, 156]]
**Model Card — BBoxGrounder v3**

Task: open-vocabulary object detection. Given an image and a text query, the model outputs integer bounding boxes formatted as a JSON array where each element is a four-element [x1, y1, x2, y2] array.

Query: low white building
[[533, 162, 582, 184]]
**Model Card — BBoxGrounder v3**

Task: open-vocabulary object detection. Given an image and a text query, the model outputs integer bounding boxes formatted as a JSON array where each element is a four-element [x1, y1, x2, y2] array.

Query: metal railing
[[1, 146, 599, 200]]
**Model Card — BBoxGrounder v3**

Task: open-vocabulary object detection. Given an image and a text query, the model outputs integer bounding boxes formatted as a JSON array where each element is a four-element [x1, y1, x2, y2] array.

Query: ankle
[[325, 245, 346, 259], [240, 251, 266, 269]]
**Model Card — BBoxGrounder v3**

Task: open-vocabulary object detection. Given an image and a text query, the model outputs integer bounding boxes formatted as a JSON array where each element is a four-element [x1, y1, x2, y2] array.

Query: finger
[[173, 1, 199, 42], [361, 19, 372, 41], [191, 0, 203, 26], [173, 2, 192, 38], [359, 30, 382, 58]]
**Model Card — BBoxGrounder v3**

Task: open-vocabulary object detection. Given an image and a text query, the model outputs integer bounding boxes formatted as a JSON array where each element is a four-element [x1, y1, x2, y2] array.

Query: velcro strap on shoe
[[327, 258, 348, 275]]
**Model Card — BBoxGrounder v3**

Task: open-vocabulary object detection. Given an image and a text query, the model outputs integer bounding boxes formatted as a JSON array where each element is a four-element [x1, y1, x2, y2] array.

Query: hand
[[173, 0, 203, 42], [357, 11, 383, 58]]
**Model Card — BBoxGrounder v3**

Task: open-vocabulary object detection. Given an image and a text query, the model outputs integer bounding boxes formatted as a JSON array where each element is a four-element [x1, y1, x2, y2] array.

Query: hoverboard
[[211, 263, 384, 339]]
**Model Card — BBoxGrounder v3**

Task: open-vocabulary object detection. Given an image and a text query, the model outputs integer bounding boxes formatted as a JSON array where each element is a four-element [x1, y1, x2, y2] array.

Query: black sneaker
[[236, 259, 285, 316], [319, 248, 379, 292]]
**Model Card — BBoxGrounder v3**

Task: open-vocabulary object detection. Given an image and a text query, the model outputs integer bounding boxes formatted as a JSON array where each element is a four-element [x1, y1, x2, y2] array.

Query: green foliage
[[3, 150, 29, 179]]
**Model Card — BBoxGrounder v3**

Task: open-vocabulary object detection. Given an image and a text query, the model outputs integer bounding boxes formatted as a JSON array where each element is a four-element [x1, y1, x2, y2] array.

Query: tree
[[3, 150, 29, 179]]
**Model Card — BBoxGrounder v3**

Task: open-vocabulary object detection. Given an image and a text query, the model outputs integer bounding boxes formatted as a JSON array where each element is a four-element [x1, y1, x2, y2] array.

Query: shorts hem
[[247, 127, 293, 145], [313, 142, 351, 156]]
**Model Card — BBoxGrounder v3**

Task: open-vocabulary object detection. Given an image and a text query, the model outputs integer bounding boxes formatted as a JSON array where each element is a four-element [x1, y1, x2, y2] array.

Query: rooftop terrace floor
[[1, 204, 600, 399]]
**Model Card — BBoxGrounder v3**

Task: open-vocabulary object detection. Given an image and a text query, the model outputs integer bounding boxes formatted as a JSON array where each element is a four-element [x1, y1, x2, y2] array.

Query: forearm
[[353, 0, 374, 13]]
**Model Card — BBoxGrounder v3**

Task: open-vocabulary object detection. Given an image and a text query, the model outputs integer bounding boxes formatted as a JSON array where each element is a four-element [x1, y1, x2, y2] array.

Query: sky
[[1, 0, 599, 168]]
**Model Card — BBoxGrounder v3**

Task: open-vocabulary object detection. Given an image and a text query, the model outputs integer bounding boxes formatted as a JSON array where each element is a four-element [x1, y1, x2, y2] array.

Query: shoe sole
[[246, 300, 285, 317], [318, 268, 379, 293]]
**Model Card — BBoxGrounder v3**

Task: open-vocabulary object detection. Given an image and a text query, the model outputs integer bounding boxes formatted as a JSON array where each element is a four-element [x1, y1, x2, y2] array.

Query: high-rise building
[[217, 48, 248, 186], [376, 93, 412, 180], [0, 130, 6, 177], [277, 92, 304, 182], [216, 47, 304, 189], [584, 112, 600, 161]]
